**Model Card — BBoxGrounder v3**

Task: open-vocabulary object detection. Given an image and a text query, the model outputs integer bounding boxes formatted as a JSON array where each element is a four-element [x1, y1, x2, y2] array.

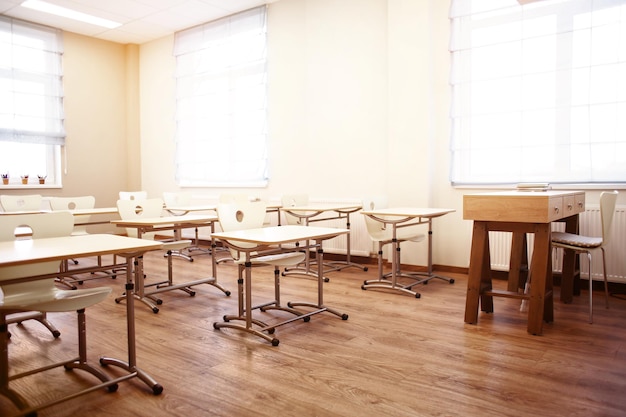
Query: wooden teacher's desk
[[463, 190, 585, 335], [211, 225, 350, 346], [0, 234, 163, 415]]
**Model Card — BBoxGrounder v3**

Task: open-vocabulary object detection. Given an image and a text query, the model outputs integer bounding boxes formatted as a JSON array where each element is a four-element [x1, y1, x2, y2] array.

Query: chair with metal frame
[[551, 190, 618, 323], [215, 201, 308, 334], [49, 195, 117, 288], [0, 212, 114, 414], [115, 198, 195, 313], [361, 196, 427, 296]]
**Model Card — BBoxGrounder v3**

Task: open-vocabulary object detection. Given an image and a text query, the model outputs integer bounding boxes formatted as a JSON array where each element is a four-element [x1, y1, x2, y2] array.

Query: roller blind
[[450, 0, 626, 185], [0, 16, 65, 146], [174, 6, 268, 187]]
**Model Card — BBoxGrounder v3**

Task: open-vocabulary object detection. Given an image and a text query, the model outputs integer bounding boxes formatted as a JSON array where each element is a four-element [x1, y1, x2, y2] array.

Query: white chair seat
[[1, 286, 111, 312]]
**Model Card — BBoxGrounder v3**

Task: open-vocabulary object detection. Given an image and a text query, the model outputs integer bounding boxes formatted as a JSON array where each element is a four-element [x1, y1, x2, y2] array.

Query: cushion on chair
[[551, 231, 602, 248]]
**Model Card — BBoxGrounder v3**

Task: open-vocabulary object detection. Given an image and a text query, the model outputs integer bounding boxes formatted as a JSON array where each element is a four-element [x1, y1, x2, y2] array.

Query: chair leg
[[586, 252, 593, 324], [601, 248, 610, 309]]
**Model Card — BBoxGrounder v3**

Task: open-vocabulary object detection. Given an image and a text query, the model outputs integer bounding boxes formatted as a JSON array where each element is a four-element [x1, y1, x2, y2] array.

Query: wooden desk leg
[[527, 224, 552, 335], [560, 215, 579, 303], [465, 221, 492, 323], [508, 232, 528, 293]]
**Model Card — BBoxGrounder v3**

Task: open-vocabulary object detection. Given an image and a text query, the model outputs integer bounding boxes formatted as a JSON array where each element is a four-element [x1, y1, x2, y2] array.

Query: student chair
[[215, 201, 308, 337], [163, 191, 209, 261], [551, 190, 618, 323], [280, 194, 309, 225], [118, 191, 148, 201], [49, 196, 116, 288], [361, 197, 427, 293], [115, 198, 194, 313], [0, 194, 43, 212], [0, 212, 114, 414]]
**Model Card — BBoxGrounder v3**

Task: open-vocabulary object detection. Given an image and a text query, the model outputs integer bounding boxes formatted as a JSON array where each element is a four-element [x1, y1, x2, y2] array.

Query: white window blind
[[174, 6, 268, 187], [450, 0, 626, 185], [0, 16, 64, 146]]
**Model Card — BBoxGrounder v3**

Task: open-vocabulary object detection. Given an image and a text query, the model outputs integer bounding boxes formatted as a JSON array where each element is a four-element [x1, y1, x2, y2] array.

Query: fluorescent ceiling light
[[21, 0, 122, 29]]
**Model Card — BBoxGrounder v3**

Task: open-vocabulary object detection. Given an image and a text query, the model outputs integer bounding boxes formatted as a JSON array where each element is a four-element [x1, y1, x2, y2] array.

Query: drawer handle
[[578, 202, 584, 208], [554, 206, 560, 214], [567, 204, 573, 210]]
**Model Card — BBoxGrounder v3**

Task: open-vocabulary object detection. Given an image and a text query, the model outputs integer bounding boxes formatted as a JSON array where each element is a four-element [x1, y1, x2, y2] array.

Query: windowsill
[[1, 184, 62, 189], [452, 183, 626, 191]]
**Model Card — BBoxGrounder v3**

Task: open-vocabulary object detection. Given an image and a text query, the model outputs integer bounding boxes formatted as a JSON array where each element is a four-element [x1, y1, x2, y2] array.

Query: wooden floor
[[3, 249, 626, 417]]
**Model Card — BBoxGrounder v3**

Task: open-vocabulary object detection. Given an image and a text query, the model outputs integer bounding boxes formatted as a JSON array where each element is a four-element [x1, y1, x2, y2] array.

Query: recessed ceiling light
[[21, 0, 122, 29]]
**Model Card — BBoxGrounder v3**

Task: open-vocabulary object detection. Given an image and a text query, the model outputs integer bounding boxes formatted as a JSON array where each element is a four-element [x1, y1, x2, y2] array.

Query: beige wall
[[60, 32, 138, 208]]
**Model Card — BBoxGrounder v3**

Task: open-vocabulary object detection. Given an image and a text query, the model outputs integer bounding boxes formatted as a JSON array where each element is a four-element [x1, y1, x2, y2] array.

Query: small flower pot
[[39, 178, 45, 184], [2, 178, 8, 185], [21, 178, 28, 184]]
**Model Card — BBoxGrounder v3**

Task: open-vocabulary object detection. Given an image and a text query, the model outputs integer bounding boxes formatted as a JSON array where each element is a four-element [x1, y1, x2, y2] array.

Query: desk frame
[[212, 225, 350, 346], [111, 215, 230, 313], [360, 208, 456, 298], [281, 204, 367, 277]]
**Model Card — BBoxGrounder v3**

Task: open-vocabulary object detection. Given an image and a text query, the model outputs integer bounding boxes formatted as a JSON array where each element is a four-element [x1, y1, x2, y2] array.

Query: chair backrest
[[362, 196, 389, 240], [119, 191, 148, 201], [163, 191, 192, 206], [219, 193, 250, 204], [0, 212, 74, 303], [116, 198, 165, 240], [0, 194, 43, 212], [48, 196, 96, 235], [217, 201, 267, 258], [600, 190, 619, 246], [280, 194, 308, 225]]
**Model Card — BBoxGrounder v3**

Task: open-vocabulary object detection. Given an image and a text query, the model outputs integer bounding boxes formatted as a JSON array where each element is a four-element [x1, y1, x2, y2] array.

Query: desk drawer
[[463, 191, 586, 223]]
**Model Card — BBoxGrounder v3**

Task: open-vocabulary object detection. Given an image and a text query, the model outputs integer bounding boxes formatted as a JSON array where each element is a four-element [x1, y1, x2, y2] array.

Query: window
[[450, 0, 626, 185], [0, 16, 64, 186], [174, 6, 268, 187]]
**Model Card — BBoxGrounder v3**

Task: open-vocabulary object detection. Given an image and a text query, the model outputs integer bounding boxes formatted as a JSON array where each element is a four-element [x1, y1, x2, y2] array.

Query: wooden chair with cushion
[[552, 190, 618, 323], [0, 212, 114, 414]]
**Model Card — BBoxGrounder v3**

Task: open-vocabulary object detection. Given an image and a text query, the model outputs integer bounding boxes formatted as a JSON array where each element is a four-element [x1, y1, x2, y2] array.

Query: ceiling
[[0, 0, 275, 44]]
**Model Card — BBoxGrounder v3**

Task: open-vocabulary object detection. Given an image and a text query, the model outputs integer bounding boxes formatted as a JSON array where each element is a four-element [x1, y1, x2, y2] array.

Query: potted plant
[[38, 175, 47, 184], [20, 174, 29, 185], [2, 173, 8, 185]]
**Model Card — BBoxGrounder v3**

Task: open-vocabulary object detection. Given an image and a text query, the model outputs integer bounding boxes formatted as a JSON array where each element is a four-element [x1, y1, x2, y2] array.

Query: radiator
[[489, 205, 626, 284]]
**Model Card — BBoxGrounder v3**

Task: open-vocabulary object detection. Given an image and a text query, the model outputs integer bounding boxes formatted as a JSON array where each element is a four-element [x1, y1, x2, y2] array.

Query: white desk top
[[0, 234, 162, 267], [212, 225, 348, 246], [361, 207, 455, 219], [280, 204, 362, 213], [111, 214, 218, 229]]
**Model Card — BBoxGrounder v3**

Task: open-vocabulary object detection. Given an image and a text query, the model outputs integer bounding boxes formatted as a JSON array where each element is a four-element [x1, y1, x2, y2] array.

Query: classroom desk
[[280, 203, 367, 275], [111, 214, 230, 312], [360, 207, 456, 297], [164, 203, 283, 260], [0, 234, 163, 416], [211, 225, 350, 346], [463, 190, 585, 335]]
